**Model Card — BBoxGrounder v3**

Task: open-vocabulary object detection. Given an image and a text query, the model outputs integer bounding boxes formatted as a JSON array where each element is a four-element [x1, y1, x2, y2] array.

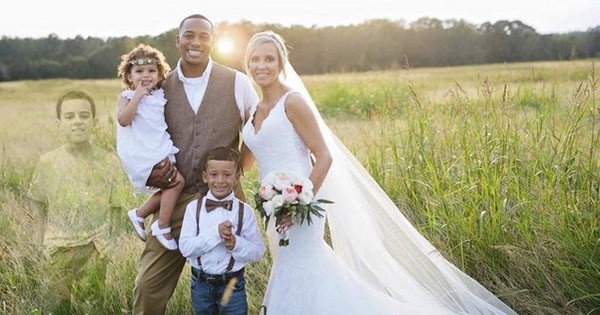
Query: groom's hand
[[146, 158, 177, 189]]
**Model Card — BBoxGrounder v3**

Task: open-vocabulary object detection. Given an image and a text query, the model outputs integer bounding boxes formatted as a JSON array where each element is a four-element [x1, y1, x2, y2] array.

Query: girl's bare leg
[[156, 171, 185, 240], [136, 191, 162, 218]]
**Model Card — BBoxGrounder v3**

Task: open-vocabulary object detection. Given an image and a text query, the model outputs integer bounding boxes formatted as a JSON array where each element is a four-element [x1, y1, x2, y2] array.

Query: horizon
[[2, 16, 599, 41], [1, 0, 598, 40]]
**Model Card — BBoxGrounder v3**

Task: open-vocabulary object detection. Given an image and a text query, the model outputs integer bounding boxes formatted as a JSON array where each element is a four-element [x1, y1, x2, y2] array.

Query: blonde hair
[[116, 44, 171, 90], [244, 31, 289, 79]]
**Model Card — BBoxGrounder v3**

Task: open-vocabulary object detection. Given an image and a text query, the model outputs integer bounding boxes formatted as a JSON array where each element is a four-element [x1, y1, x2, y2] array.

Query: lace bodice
[[242, 91, 312, 180], [240, 62, 517, 315], [240, 88, 511, 315]]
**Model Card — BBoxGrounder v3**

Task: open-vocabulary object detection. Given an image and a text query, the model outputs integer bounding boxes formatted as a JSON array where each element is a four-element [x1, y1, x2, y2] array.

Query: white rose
[[297, 188, 314, 204], [262, 200, 275, 216], [273, 171, 292, 191], [271, 194, 285, 208]]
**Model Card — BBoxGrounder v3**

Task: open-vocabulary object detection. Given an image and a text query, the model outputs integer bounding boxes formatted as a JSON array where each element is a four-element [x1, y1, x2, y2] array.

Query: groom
[[132, 14, 258, 314]]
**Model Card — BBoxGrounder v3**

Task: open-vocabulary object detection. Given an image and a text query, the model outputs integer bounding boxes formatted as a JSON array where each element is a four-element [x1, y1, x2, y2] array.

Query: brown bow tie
[[205, 199, 233, 212]]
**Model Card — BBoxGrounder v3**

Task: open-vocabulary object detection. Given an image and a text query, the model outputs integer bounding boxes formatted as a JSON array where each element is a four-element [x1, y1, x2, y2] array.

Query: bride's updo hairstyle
[[244, 31, 289, 80]]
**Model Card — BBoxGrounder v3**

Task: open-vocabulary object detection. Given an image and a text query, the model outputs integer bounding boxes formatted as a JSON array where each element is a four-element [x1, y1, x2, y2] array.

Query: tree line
[[1, 17, 599, 81]]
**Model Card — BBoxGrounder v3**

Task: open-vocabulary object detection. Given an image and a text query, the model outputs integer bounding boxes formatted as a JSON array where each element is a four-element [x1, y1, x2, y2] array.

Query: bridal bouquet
[[254, 170, 333, 246]]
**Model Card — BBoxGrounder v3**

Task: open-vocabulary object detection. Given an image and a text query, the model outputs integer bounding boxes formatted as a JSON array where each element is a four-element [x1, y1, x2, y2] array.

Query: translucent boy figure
[[27, 89, 129, 313], [179, 146, 266, 315], [116, 44, 185, 250]]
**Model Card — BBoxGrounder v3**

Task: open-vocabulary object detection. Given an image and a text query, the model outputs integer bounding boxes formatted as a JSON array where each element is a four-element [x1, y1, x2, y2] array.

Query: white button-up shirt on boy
[[179, 191, 266, 274]]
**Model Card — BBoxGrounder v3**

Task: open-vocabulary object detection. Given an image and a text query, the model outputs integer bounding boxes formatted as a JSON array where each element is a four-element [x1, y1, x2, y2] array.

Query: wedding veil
[[283, 61, 517, 315]]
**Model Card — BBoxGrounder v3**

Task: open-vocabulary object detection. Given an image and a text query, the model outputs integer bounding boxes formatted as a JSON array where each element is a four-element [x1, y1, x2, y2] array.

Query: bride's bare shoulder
[[283, 91, 309, 111]]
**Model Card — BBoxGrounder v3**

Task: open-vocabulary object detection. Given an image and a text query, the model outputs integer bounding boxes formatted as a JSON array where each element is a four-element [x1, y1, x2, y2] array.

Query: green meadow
[[0, 59, 598, 314]]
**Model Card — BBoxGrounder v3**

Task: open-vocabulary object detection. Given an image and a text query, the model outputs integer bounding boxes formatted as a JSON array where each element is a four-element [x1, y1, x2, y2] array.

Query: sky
[[1, 0, 598, 39]]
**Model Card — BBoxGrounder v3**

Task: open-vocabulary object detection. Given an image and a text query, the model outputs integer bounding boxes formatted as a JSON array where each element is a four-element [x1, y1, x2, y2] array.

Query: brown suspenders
[[195, 198, 245, 272]]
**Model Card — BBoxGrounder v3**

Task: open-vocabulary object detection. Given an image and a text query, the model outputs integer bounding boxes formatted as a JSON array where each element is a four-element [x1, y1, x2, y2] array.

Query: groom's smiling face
[[176, 17, 213, 67]]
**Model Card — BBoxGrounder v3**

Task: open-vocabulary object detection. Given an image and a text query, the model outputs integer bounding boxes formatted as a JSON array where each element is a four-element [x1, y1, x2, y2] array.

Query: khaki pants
[[43, 242, 107, 313], [133, 192, 196, 315]]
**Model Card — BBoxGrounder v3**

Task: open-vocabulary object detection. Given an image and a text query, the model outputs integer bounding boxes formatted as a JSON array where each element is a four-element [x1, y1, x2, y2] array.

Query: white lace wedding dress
[[242, 62, 518, 315], [243, 92, 455, 314]]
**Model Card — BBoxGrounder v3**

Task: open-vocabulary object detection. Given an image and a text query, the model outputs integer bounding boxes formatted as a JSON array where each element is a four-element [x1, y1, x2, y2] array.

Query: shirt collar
[[205, 190, 235, 202], [176, 58, 213, 84]]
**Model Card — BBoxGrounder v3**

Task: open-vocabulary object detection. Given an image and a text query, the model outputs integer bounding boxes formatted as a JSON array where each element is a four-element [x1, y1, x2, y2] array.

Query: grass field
[[1, 59, 599, 314]]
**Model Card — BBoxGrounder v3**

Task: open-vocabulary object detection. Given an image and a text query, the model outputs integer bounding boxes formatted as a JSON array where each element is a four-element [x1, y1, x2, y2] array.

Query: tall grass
[[312, 60, 599, 314], [1, 59, 599, 314]]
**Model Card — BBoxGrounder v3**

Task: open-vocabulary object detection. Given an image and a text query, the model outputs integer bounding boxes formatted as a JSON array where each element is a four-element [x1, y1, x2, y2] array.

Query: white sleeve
[[230, 204, 266, 263], [234, 71, 259, 123], [179, 200, 222, 259]]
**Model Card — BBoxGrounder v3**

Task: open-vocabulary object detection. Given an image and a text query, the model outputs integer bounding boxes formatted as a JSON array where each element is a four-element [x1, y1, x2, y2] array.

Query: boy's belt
[[191, 266, 244, 286]]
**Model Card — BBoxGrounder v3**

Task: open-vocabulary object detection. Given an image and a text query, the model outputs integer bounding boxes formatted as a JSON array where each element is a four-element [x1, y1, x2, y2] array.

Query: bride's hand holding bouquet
[[254, 170, 333, 246]]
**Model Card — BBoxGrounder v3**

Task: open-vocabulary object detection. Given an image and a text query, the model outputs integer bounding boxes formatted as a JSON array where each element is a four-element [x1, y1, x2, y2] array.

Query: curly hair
[[116, 44, 171, 90]]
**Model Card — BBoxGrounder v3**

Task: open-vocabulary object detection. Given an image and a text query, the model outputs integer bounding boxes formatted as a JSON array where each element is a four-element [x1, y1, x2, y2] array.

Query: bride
[[240, 31, 518, 315]]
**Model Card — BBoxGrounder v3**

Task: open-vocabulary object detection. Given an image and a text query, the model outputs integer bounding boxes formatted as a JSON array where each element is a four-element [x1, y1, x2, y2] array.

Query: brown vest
[[163, 63, 241, 195]]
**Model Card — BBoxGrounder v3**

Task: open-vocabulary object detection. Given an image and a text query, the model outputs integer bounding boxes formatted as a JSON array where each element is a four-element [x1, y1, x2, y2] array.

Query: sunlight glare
[[217, 38, 235, 55]]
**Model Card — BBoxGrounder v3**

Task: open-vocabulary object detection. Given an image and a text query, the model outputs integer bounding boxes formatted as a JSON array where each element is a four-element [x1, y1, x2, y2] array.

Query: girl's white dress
[[116, 88, 178, 194], [242, 91, 453, 315]]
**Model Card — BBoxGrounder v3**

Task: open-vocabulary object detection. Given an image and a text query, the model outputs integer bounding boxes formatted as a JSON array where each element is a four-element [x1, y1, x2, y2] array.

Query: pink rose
[[259, 184, 276, 200], [282, 186, 299, 204]]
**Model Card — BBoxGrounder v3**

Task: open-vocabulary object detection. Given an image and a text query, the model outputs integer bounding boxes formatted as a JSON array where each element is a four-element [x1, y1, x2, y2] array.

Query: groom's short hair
[[179, 14, 213, 32]]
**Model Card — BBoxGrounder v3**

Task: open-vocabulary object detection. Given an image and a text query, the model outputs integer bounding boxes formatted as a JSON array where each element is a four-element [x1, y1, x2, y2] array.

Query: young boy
[[28, 89, 129, 312], [179, 146, 266, 315]]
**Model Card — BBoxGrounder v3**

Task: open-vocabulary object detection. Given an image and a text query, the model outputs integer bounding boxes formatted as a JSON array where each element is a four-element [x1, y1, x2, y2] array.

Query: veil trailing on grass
[[284, 61, 518, 314]]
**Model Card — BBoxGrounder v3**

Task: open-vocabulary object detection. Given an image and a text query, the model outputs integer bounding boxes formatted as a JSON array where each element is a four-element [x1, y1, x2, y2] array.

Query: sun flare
[[216, 38, 235, 55]]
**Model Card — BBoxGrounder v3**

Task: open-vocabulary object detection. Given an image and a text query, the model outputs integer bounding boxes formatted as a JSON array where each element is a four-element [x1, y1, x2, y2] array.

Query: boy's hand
[[224, 237, 236, 250], [219, 221, 236, 250]]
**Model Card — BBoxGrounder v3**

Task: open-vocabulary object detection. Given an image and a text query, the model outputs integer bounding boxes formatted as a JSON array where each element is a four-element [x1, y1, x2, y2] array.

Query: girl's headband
[[129, 58, 157, 66]]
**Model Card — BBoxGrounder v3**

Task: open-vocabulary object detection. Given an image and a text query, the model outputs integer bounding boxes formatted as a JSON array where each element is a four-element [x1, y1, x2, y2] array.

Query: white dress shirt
[[179, 191, 266, 274], [176, 58, 259, 121]]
